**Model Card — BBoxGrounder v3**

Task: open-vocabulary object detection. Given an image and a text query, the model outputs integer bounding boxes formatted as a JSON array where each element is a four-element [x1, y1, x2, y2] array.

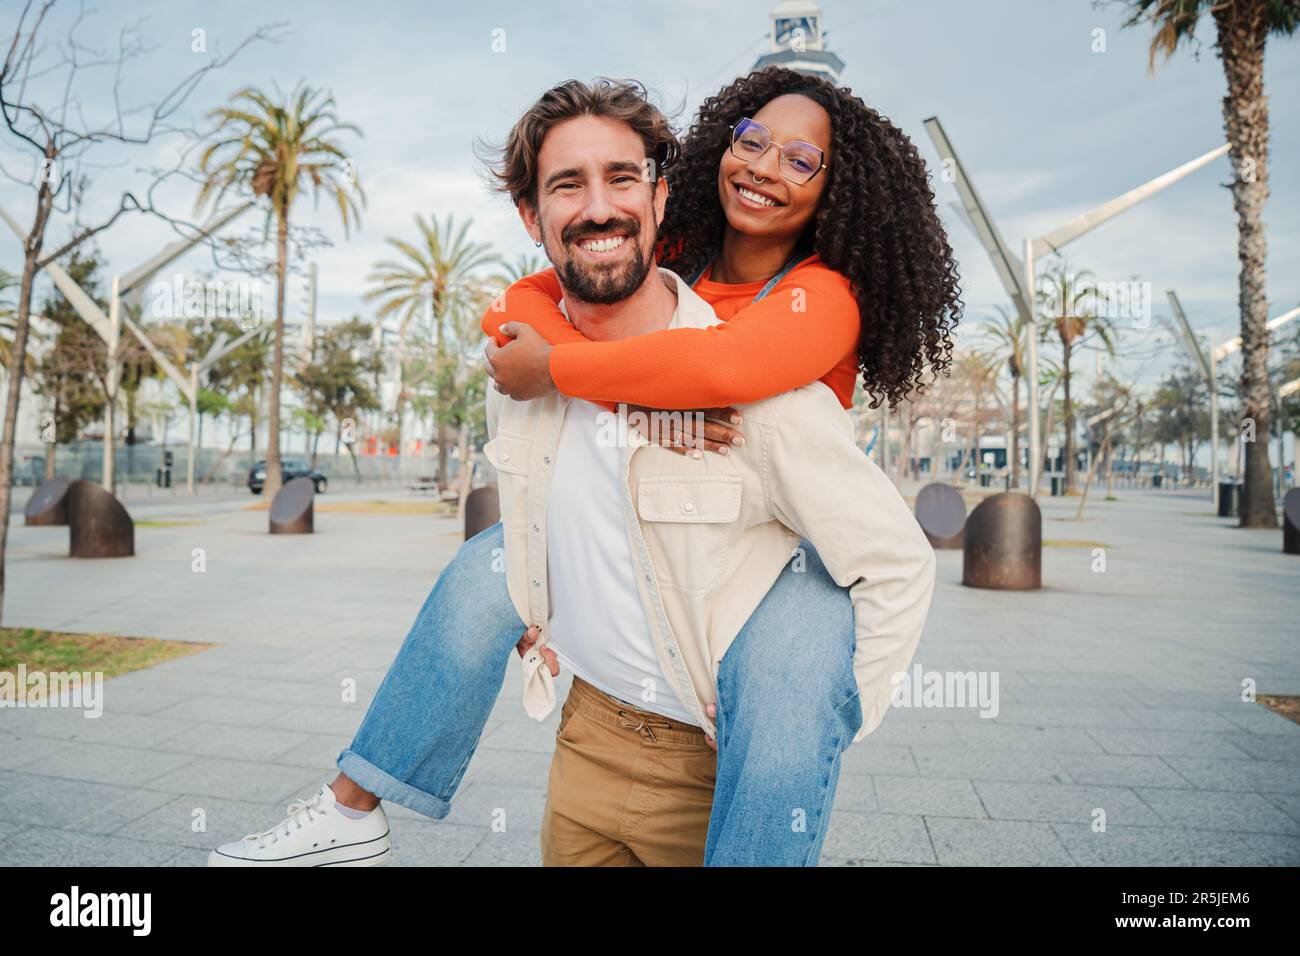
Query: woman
[[211, 68, 960, 869], [483, 68, 960, 428]]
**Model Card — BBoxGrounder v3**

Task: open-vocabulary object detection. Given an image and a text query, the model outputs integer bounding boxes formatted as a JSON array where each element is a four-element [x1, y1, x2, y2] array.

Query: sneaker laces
[[245, 790, 331, 850]]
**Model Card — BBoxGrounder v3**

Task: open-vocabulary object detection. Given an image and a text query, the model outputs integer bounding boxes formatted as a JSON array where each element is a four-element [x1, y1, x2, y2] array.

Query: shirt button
[[532, 524, 540, 533], [683, 501, 695, 513], [501, 452, 510, 462], [668, 649, 676, 658], [533, 579, 541, 587], [543, 456, 551, 465]]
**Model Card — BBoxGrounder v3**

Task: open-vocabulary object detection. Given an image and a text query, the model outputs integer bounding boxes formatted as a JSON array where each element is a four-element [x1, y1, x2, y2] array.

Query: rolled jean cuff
[[337, 749, 451, 821]]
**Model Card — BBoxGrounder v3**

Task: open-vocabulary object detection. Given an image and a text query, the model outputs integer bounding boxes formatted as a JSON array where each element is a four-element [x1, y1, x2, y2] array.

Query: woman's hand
[[515, 625, 559, 676], [485, 322, 556, 400], [627, 405, 745, 459]]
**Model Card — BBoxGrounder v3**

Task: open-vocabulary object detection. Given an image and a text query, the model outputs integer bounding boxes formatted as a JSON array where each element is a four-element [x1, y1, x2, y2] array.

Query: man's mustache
[[560, 218, 641, 246]]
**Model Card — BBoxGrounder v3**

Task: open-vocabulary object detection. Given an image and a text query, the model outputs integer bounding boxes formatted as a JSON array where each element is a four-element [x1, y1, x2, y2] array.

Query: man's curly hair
[[660, 67, 962, 409]]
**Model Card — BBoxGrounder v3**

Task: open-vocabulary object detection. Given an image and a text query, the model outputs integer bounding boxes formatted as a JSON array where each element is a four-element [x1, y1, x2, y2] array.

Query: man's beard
[[549, 217, 652, 305]]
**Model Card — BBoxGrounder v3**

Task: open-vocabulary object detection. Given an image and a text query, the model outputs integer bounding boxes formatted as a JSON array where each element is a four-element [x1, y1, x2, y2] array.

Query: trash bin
[[1050, 475, 1063, 496], [979, 473, 991, 488], [1151, 474, 1162, 489], [1217, 481, 1239, 518]]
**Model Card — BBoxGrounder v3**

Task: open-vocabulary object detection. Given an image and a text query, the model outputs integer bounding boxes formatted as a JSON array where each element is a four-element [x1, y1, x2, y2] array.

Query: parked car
[[247, 458, 327, 495]]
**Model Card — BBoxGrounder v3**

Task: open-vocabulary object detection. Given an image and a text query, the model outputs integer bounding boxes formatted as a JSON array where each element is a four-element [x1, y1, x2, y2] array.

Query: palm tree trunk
[[1215, 2, 1276, 527], [1033, 378, 1062, 498], [435, 309, 450, 491], [1062, 339, 1075, 490], [395, 340, 406, 475], [265, 215, 289, 500], [455, 421, 472, 518]]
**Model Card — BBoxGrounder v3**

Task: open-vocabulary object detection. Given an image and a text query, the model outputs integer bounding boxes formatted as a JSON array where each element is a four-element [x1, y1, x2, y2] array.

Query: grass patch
[[1258, 695, 1300, 726], [319, 499, 455, 516], [1042, 539, 1109, 548], [0, 627, 212, 701], [243, 498, 454, 516], [136, 519, 202, 528]]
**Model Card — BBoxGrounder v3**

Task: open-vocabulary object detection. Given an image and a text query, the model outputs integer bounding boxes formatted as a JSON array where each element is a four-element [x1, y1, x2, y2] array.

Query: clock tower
[[752, 0, 845, 84]]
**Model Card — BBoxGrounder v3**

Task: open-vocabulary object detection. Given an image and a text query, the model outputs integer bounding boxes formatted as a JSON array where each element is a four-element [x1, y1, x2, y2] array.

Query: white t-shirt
[[544, 399, 698, 725]]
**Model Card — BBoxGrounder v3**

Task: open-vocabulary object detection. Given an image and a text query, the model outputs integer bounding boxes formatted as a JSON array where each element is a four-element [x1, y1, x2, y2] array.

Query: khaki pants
[[540, 675, 718, 866]]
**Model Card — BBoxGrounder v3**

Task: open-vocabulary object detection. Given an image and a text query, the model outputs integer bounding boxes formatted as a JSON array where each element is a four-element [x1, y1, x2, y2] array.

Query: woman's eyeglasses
[[729, 117, 827, 185]]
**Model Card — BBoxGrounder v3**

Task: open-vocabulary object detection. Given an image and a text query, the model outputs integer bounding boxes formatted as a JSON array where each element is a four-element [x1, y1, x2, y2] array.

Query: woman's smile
[[732, 180, 785, 209]]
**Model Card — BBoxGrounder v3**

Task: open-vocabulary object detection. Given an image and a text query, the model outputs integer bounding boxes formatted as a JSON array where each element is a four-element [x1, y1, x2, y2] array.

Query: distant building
[[752, 0, 845, 83]]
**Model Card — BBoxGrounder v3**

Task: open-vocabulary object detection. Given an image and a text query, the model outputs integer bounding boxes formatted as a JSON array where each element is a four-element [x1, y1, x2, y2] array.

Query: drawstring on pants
[[617, 709, 673, 742]]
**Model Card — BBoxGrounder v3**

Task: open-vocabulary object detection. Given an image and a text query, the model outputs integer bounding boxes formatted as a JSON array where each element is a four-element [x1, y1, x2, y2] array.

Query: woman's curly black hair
[[660, 67, 962, 409]]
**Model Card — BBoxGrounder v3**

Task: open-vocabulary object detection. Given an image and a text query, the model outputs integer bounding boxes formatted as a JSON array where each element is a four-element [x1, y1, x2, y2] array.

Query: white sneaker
[[207, 782, 392, 867]]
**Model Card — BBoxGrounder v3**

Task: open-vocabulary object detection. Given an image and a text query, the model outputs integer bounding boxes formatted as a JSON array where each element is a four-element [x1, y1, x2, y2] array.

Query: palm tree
[[0, 269, 17, 375], [365, 214, 497, 489], [951, 351, 1000, 483], [977, 305, 1029, 488], [497, 253, 548, 285], [1118, 0, 1299, 523], [1037, 262, 1117, 490], [196, 83, 363, 499]]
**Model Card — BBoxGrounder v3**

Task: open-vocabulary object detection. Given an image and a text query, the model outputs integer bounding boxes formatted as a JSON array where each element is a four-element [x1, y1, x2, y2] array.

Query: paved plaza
[[0, 483, 1297, 866]]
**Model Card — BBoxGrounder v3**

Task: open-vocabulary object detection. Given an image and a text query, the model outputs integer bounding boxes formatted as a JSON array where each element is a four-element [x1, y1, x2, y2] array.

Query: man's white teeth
[[738, 186, 776, 207], [581, 236, 626, 252]]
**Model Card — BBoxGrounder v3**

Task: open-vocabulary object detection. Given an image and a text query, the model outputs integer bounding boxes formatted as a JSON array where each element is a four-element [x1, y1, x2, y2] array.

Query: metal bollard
[[962, 491, 1041, 590], [25, 476, 72, 526], [464, 485, 500, 541], [269, 476, 315, 534], [914, 482, 966, 550], [67, 480, 135, 558]]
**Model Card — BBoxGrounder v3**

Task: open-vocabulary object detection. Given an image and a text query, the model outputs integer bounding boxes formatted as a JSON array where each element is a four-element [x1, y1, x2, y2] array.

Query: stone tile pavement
[[0, 484, 1296, 866]]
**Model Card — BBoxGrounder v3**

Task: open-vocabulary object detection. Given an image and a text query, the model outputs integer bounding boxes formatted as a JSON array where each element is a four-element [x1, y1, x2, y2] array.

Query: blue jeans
[[338, 522, 860, 866]]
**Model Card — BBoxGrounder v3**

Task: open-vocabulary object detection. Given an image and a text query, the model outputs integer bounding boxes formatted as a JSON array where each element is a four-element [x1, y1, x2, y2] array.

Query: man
[[208, 79, 934, 868], [482, 82, 936, 865]]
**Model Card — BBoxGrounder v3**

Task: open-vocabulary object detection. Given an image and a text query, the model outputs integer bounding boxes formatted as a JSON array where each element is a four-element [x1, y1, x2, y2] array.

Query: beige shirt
[[484, 268, 936, 745]]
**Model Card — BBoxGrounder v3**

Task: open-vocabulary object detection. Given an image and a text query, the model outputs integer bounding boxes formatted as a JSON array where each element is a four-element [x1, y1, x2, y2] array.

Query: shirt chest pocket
[[636, 474, 743, 594], [483, 433, 531, 530]]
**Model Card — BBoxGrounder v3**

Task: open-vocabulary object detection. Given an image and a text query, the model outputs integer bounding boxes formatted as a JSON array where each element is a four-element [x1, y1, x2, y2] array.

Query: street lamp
[[183, 324, 266, 493], [923, 116, 1228, 494], [1, 202, 252, 494], [1169, 290, 1300, 509]]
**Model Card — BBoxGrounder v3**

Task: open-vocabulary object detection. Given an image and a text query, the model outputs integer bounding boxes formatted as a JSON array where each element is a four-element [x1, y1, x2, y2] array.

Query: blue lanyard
[[686, 253, 810, 303]]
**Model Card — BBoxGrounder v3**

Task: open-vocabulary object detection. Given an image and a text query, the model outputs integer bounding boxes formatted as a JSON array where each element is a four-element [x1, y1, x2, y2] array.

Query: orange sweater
[[481, 255, 860, 410]]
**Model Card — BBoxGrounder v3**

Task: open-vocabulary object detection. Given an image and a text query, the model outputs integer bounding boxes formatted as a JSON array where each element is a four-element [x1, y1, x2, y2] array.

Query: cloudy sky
[[3, 0, 1298, 397]]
